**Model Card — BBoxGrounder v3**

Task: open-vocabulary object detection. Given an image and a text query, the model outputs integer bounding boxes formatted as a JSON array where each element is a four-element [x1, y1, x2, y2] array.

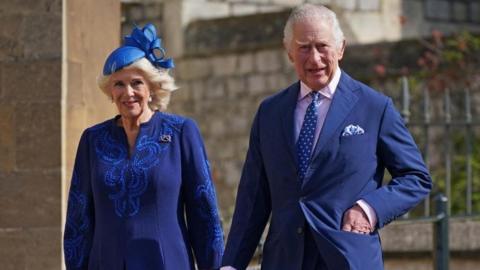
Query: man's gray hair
[[283, 4, 345, 50]]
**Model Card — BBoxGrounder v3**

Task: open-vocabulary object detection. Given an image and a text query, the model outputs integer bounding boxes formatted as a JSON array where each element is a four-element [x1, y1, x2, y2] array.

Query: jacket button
[[297, 227, 304, 234]]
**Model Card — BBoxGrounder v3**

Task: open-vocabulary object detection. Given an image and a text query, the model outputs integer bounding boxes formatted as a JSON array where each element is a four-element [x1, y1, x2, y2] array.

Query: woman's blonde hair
[[97, 58, 177, 111]]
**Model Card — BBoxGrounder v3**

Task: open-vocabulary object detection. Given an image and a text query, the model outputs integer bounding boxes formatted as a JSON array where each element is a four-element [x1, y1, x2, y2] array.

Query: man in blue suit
[[221, 4, 431, 270]]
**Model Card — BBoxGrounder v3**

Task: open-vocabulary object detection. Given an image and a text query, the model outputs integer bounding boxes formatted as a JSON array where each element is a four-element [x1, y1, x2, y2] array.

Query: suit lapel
[[280, 82, 301, 167], [310, 72, 359, 165]]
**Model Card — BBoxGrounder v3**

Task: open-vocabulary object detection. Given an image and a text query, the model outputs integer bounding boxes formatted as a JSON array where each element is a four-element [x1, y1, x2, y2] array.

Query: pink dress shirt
[[294, 67, 376, 228]]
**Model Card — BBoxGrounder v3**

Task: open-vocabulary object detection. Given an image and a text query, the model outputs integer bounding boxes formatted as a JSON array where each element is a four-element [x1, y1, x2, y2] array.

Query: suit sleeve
[[362, 98, 432, 228], [181, 119, 224, 270], [64, 131, 95, 270], [222, 108, 272, 270]]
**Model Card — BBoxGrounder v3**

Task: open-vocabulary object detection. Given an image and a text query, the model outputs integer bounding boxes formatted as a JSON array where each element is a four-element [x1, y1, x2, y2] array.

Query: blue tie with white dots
[[297, 91, 321, 182]]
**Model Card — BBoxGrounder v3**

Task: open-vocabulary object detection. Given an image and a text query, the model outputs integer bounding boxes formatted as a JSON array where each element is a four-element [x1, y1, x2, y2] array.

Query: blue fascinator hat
[[102, 23, 174, 75]]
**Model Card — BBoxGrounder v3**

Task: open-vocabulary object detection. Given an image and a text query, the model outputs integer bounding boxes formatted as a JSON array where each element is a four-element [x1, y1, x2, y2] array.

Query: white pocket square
[[342, 124, 365, 137]]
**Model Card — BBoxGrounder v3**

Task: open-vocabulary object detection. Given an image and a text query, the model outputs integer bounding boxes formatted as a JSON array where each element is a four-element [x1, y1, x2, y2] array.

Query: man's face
[[287, 19, 345, 90]]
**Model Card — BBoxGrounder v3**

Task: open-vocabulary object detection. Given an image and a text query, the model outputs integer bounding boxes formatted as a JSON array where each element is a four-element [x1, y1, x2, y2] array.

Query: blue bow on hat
[[102, 23, 174, 75]]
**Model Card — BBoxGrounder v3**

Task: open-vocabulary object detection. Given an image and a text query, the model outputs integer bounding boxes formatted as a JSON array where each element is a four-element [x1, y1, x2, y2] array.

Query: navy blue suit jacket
[[222, 72, 431, 270], [64, 112, 224, 270]]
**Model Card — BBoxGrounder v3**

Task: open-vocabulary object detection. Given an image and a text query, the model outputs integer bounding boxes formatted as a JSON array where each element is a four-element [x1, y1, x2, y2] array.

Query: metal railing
[[399, 76, 480, 218]]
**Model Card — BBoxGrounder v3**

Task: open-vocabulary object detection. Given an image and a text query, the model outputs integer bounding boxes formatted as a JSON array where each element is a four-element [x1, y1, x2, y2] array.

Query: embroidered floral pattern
[[195, 158, 224, 257], [94, 115, 183, 217], [64, 171, 90, 268]]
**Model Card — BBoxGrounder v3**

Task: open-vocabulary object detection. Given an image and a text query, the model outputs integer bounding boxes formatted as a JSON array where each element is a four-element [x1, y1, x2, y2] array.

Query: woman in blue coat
[[63, 24, 224, 270]]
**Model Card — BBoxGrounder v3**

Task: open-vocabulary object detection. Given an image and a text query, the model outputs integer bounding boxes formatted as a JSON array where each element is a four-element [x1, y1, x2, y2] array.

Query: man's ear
[[284, 42, 294, 63], [287, 51, 294, 63], [338, 40, 346, 60]]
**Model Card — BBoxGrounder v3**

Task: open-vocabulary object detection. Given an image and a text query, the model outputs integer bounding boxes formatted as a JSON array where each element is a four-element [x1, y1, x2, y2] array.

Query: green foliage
[[416, 30, 480, 92], [430, 133, 480, 216]]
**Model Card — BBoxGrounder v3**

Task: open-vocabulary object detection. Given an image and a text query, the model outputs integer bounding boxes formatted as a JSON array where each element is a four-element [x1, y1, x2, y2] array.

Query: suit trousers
[[302, 226, 327, 270]]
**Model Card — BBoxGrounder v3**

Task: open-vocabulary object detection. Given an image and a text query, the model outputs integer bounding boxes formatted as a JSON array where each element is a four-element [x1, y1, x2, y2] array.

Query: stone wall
[[0, 0, 120, 269], [381, 218, 480, 270], [0, 0, 62, 269], [170, 47, 296, 221], [122, 0, 480, 58]]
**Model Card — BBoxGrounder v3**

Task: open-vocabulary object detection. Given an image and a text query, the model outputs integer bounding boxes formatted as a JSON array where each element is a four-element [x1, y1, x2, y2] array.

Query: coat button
[[297, 227, 304, 234]]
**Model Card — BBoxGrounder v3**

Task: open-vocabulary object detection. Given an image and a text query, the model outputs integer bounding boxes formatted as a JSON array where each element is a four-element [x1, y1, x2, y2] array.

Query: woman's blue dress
[[64, 111, 224, 269]]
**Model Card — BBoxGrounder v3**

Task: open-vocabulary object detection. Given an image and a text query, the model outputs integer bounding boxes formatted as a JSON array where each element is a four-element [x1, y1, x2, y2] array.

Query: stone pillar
[[63, 0, 119, 267], [0, 0, 119, 269]]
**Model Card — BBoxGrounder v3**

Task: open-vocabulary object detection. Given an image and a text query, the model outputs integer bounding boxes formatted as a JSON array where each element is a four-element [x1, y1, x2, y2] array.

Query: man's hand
[[342, 204, 372, 234]]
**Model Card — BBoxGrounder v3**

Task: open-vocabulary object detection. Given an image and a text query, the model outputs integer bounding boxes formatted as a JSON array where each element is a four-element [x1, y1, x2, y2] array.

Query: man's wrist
[[356, 199, 377, 228]]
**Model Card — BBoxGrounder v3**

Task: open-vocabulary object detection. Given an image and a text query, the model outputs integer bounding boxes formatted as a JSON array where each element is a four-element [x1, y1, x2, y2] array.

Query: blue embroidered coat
[[64, 112, 224, 270]]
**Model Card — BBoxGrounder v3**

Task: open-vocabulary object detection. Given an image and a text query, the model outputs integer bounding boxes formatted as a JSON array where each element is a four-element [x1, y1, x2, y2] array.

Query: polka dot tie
[[297, 91, 321, 182]]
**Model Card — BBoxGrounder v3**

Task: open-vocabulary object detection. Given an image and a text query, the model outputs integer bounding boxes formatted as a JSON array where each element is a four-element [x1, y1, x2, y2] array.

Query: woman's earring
[[148, 96, 153, 102]]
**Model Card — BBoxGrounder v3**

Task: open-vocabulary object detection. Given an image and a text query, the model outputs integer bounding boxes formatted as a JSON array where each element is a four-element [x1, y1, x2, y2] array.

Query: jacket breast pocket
[[338, 134, 374, 162]]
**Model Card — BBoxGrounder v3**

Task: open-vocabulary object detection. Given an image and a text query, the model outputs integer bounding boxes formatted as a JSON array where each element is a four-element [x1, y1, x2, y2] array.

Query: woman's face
[[109, 68, 152, 120]]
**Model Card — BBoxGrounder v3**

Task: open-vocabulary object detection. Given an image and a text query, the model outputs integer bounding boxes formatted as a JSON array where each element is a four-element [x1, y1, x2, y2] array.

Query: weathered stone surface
[[66, 60, 85, 104], [0, 103, 15, 173], [0, 171, 61, 228], [336, 0, 357, 11], [358, 0, 380, 11], [2, 60, 61, 101], [0, 0, 61, 14], [184, 0, 230, 22], [185, 11, 289, 56], [221, 160, 242, 185], [0, 227, 60, 270], [24, 227, 61, 270], [144, 3, 164, 20], [258, 5, 285, 13], [247, 74, 267, 95], [237, 53, 255, 74], [205, 78, 226, 99], [449, 219, 480, 250], [307, 0, 332, 5], [381, 218, 480, 252], [21, 13, 62, 59], [212, 55, 238, 77], [380, 221, 433, 251], [175, 58, 212, 80], [207, 116, 227, 137], [0, 228, 26, 270], [0, 14, 24, 61], [272, 0, 303, 6], [126, 3, 145, 22], [15, 102, 61, 170], [226, 77, 247, 98], [231, 4, 258, 16], [255, 50, 283, 73], [266, 72, 289, 91]]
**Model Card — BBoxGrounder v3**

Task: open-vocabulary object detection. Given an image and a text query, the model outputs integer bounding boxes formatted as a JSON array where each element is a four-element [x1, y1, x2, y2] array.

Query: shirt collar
[[298, 67, 342, 101]]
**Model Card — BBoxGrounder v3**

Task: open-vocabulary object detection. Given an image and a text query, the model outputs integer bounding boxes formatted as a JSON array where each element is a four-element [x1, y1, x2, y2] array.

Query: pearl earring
[[148, 96, 153, 102]]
